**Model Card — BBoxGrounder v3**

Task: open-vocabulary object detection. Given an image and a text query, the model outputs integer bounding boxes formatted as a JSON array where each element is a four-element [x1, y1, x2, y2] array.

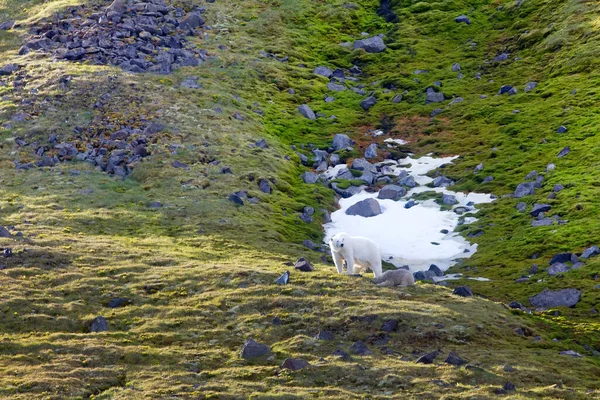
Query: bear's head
[[329, 233, 347, 251]]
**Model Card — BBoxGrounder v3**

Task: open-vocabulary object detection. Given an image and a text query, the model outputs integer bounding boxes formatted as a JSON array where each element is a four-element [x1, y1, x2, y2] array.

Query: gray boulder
[[241, 339, 271, 359], [529, 289, 581, 308], [378, 185, 406, 200], [90, 316, 109, 333], [0, 20, 15, 30], [352, 158, 376, 172], [516, 202, 527, 213], [581, 246, 600, 259], [353, 36, 386, 53], [524, 82, 538, 92], [360, 96, 377, 110], [399, 175, 417, 188], [314, 66, 333, 78], [281, 358, 310, 370], [557, 146, 570, 158], [455, 15, 471, 24], [327, 82, 346, 92], [258, 179, 272, 194], [514, 182, 535, 198], [499, 85, 518, 95], [556, 125, 567, 133], [442, 194, 458, 205], [392, 94, 402, 103], [0, 64, 19, 76], [301, 172, 319, 184], [179, 13, 205, 30], [426, 87, 445, 104], [332, 134, 354, 151], [345, 198, 382, 217], [331, 182, 364, 198], [433, 176, 454, 187], [530, 204, 551, 217], [453, 286, 473, 297], [365, 143, 378, 159], [550, 253, 577, 264], [548, 263, 569, 276], [451, 63, 461, 72], [298, 104, 316, 120]]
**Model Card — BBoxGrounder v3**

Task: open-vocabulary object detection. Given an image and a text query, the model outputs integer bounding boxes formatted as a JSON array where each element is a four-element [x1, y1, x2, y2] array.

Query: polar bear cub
[[329, 232, 383, 278], [372, 269, 415, 287]]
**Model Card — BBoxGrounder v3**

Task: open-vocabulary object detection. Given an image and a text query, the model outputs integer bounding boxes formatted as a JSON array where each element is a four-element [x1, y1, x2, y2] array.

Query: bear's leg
[[345, 254, 355, 275], [369, 258, 383, 278], [377, 280, 396, 287], [332, 251, 344, 274]]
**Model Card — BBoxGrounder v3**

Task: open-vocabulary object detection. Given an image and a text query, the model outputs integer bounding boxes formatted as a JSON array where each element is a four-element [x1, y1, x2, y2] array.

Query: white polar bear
[[372, 269, 415, 287], [329, 232, 383, 278]]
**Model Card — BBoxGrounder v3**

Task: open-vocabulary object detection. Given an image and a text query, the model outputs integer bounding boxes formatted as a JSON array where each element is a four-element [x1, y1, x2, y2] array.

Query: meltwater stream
[[323, 155, 495, 272]]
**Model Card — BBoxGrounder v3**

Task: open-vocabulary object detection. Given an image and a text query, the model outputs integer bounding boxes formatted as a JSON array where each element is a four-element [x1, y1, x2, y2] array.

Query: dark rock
[[503, 382, 516, 392], [445, 351, 468, 366], [381, 319, 399, 332], [228, 193, 244, 206], [352, 158, 376, 172], [482, 175, 494, 183], [455, 15, 471, 24], [353, 36, 386, 53], [331, 182, 364, 198], [360, 96, 377, 110], [0, 64, 18, 76], [453, 286, 473, 297], [494, 53, 509, 62], [550, 253, 577, 265], [553, 184, 564, 193], [392, 94, 402, 103], [345, 198, 382, 217], [106, 297, 131, 308], [350, 341, 372, 356], [530, 264, 539, 274], [294, 257, 314, 272], [429, 264, 444, 277], [0, 226, 11, 238], [499, 85, 518, 95], [504, 365, 516, 372], [416, 350, 440, 364], [314, 66, 333, 78], [365, 143, 377, 158], [508, 301, 523, 309], [280, 358, 310, 370], [332, 349, 352, 360], [557, 146, 570, 158], [378, 185, 406, 201], [179, 12, 205, 30], [0, 20, 15, 30], [516, 202, 527, 213], [530, 203, 551, 217], [430, 108, 443, 117], [581, 246, 600, 259], [241, 339, 270, 359], [404, 199, 416, 209], [529, 288, 581, 308], [172, 160, 189, 169], [298, 104, 316, 120], [451, 63, 461, 72], [3, 248, 12, 258], [275, 271, 290, 285], [332, 133, 354, 151], [90, 316, 109, 333], [258, 179, 271, 194], [255, 138, 269, 149], [315, 330, 334, 340], [63, 48, 87, 61], [556, 125, 567, 133]]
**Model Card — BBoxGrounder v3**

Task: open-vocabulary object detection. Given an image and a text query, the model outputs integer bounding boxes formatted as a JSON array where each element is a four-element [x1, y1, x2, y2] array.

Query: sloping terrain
[[0, 0, 599, 398]]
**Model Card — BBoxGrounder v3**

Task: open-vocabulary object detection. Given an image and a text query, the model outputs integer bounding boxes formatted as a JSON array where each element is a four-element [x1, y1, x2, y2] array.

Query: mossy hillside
[[0, 0, 599, 397]]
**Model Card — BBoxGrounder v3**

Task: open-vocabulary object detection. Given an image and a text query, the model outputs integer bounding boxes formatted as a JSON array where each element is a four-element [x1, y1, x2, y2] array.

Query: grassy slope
[[0, 0, 599, 398]]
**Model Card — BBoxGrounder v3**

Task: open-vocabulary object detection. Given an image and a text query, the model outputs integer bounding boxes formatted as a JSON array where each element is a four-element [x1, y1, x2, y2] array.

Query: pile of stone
[[19, 0, 209, 74]]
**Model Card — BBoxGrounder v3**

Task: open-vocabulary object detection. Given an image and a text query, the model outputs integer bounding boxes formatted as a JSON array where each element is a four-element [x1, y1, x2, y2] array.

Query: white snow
[[433, 274, 491, 282], [384, 138, 407, 145], [323, 154, 495, 272]]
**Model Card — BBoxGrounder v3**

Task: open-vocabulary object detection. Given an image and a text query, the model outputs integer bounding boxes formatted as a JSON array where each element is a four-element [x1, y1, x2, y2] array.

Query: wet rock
[[294, 257, 314, 272], [529, 288, 581, 308], [350, 340, 372, 356], [298, 104, 316, 120], [241, 339, 271, 359], [416, 349, 440, 364], [360, 96, 377, 110], [378, 185, 406, 201], [445, 351, 468, 366], [228, 193, 244, 206], [530, 203, 551, 217], [453, 286, 473, 297], [90, 316, 109, 333], [281, 358, 310, 370], [557, 146, 570, 158], [345, 198, 382, 217], [353, 36, 386, 53], [455, 15, 471, 24], [581, 246, 600, 259]]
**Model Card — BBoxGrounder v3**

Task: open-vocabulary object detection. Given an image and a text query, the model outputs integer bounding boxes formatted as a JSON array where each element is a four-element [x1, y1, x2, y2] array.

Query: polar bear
[[372, 269, 415, 287], [329, 232, 383, 278]]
